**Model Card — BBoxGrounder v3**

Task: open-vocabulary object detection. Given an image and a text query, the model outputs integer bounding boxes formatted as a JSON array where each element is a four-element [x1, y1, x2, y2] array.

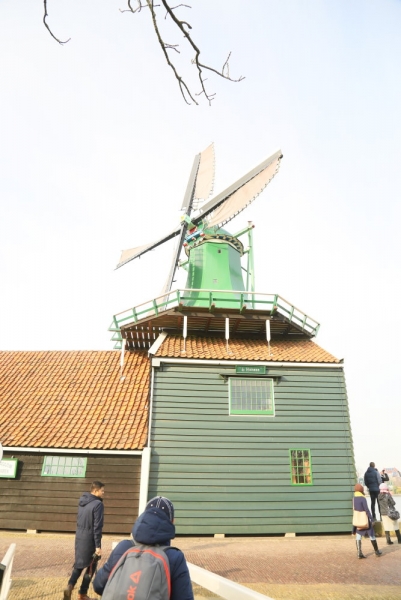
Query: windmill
[[110, 146, 320, 350], [116, 145, 283, 305]]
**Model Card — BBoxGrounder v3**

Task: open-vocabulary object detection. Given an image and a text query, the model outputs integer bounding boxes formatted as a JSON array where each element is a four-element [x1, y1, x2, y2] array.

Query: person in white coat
[[378, 483, 401, 545]]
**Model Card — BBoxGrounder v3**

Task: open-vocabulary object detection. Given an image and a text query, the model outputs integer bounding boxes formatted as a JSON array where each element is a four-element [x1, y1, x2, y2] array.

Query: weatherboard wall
[[148, 361, 355, 535], [0, 453, 141, 534]]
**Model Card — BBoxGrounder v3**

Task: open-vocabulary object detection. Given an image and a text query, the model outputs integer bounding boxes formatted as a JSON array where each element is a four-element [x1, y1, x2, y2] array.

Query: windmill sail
[[193, 149, 282, 228], [159, 223, 189, 295], [193, 143, 215, 208], [164, 146, 211, 293], [181, 143, 214, 211], [116, 225, 181, 269], [180, 153, 201, 211], [117, 145, 211, 275]]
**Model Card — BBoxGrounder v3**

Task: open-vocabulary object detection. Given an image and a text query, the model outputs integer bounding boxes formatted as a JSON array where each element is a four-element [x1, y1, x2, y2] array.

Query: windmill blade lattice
[[192, 143, 215, 209], [162, 144, 216, 294], [192, 149, 282, 228], [116, 225, 181, 270]]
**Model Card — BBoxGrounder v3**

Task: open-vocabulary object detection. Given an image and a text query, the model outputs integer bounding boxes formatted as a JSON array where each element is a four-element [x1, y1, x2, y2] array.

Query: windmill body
[[182, 225, 246, 307]]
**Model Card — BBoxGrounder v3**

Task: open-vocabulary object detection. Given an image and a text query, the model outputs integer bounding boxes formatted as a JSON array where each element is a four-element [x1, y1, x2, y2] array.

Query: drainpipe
[[138, 447, 151, 515], [138, 362, 156, 515], [247, 222, 255, 308]]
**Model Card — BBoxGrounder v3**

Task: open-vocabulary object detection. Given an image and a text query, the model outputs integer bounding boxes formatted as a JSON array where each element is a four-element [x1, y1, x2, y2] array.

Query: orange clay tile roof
[[155, 335, 340, 363], [0, 351, 149, 450]]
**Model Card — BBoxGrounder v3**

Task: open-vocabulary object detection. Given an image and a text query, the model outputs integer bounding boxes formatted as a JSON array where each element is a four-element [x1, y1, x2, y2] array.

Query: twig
[[165, 5, 191, 20], [43, 0, 70, 44], [164, 43, 180, 53], [120, 0, 159, 14]]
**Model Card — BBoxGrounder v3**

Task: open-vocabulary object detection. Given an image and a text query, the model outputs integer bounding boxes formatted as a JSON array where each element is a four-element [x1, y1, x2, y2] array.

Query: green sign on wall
[[0, 458, 18, 478], [235, 365, 266, 375]]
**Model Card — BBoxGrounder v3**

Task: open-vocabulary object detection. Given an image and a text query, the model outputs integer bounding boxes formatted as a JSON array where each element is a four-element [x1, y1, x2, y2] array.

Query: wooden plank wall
[[149, 363, 356, 535], [0, 453, 141, 534]]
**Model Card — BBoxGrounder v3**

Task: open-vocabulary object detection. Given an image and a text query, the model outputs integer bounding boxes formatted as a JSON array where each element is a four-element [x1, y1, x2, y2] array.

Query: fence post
[[0, 543, 16, 600]]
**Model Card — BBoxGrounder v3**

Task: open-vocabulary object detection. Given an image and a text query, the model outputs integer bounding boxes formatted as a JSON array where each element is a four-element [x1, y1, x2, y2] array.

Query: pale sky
[[1, 1, 400, 472]]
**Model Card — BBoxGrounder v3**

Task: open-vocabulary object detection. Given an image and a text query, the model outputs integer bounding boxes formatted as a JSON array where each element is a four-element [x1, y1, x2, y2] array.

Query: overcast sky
[[1, 1, 400, 472]]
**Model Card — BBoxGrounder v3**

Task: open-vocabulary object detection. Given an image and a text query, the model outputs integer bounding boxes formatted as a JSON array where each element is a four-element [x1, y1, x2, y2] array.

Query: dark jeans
[[68, 565, 92, 594], [370, 490, 380, 519]]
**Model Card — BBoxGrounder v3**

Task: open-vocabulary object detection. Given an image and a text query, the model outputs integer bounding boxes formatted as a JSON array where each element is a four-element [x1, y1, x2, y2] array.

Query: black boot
[[395, 529, 401, 544], [385, 531, 394, 545], [356, 539, 366, 559], [63, 584, 74, 600], [371, 539, 382, 556]]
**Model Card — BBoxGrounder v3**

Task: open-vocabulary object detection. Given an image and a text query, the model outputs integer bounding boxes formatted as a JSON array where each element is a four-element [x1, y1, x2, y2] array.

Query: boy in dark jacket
[[364, 462, 381, 521], [93, 496, 194, 600], [64, 480, 105, 600]]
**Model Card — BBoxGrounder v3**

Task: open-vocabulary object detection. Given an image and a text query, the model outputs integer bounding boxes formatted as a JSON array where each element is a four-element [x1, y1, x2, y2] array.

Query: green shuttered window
[[41, 456, 87, 478], [290, 449, 313, 485], [229, 378, 274, 415]]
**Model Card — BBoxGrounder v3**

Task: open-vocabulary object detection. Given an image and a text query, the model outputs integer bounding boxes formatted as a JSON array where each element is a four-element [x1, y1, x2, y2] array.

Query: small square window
[[41, 456, 87, 478], [289, 449, 313, 485], [229, 378, 274, 415]]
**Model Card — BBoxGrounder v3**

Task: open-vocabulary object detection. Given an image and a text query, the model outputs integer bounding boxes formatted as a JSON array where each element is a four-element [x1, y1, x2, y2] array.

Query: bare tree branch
[[160, 0, 244, 104], [43, 0, 244, 105], [145, 0, 196, 104], [43, 0, 70, 44], [199, 52, 245, 83]]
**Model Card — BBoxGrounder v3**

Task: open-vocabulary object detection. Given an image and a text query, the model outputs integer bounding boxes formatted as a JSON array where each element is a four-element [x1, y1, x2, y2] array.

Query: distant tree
[[43, 0, 244, 105]]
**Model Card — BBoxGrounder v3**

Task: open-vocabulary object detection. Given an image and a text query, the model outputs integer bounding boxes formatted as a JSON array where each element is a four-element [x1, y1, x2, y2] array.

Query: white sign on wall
[[0, 459, 18, 478]]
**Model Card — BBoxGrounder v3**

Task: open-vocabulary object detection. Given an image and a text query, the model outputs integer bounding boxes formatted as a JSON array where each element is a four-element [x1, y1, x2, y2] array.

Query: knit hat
[[146, 496, 174, 521], [354, 483, 364, 493], [379, 483, 389, 492]]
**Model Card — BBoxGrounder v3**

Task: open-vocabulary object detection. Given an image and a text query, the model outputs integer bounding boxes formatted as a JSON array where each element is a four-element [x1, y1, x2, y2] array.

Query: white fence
[[110, 542, 274, 600], [188, 562, 274, 600], [0, 544, 16, 600]]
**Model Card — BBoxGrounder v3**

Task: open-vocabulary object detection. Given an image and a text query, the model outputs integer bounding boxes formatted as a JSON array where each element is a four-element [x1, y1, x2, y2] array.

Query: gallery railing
[[109, 288, 320, 348]]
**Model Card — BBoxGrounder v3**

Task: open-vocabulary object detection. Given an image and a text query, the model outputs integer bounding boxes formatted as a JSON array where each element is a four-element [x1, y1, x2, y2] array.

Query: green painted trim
[[289, 448, 313, 486]]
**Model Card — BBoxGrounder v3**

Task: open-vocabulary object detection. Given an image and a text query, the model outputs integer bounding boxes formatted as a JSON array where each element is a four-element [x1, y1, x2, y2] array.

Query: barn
[[0, 350, 149, 534], [113, 289, 356, 535]]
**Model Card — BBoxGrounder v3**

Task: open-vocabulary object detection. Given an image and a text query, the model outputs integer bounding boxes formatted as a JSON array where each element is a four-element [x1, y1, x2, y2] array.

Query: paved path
[[1, 531, 401, 599]]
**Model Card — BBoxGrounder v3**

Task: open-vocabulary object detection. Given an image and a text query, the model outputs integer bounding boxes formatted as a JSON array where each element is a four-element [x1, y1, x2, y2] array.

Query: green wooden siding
[[149, 363, 355, 534]]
